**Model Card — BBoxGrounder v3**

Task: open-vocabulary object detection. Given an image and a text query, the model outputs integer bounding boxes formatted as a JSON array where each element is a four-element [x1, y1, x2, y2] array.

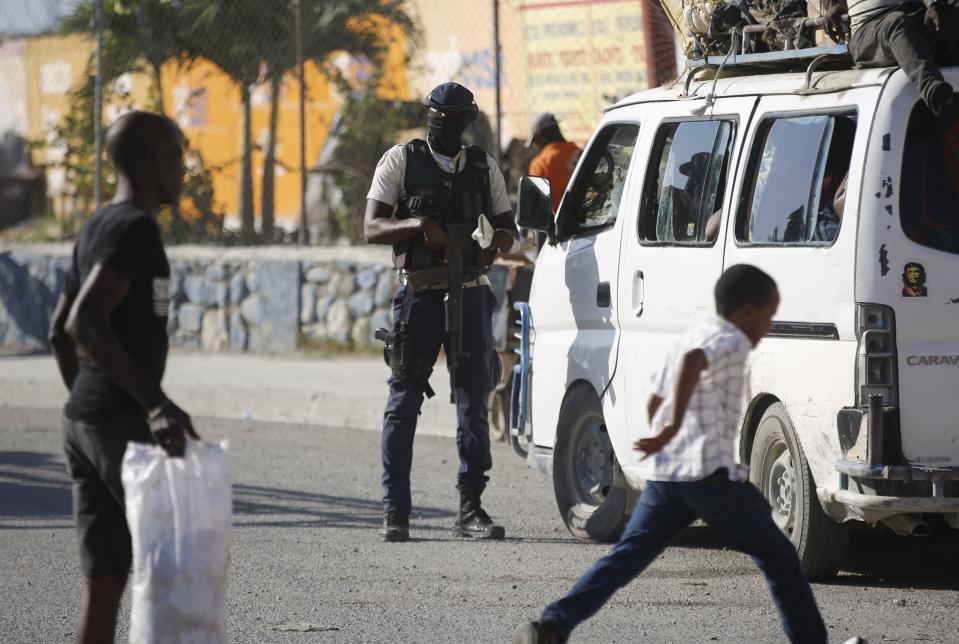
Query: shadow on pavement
[[604, 519, 959, 590], [232, 483, 456, 531], [670, 522, 959, 590], [0, 450, 72, 524], [827, 522, 959, 590]]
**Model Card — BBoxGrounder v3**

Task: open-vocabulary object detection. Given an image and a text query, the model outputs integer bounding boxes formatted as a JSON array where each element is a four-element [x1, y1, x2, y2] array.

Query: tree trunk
[[260, 74, 281, 243], [239, 83, 256, 242], [151, 63, 166, 115]]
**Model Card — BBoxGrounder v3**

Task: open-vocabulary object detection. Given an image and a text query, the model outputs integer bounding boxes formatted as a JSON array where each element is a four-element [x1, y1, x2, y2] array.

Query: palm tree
[[176, 0, 288, 243], [257, 0, 417, 242], [57, 1, 193, 217], [62, 0, 186, 115], [64, 0, 416, 243]]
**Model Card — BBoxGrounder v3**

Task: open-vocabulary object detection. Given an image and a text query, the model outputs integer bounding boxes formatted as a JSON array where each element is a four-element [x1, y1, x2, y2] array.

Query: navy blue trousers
[[381, 285, 500, 515], [542, 473, 827, 643]]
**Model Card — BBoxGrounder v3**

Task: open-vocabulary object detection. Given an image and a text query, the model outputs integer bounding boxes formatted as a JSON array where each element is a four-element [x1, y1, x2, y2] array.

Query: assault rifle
[[444, 190, 468, 404]]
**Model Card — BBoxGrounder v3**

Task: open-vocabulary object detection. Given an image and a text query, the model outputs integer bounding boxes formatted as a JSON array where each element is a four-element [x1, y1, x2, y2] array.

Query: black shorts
[[62, 408, 153, 577]]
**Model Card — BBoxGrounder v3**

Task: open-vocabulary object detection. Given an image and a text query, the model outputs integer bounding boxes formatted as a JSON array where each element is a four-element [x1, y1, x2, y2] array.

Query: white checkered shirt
[[644, 317, 753, 482]]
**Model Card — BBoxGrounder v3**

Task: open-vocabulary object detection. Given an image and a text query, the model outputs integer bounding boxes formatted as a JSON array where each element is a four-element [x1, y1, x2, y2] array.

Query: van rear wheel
[[749, 403, 849, 580], [553, 386, 629, 543]]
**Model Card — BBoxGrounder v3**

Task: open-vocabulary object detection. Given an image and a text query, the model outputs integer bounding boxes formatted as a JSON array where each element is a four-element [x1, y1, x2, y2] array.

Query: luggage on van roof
[[660, 0, 841, 59]]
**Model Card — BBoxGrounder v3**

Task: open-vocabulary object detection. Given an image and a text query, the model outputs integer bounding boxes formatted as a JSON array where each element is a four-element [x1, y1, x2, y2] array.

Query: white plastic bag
[[122, 439, 231, 644]]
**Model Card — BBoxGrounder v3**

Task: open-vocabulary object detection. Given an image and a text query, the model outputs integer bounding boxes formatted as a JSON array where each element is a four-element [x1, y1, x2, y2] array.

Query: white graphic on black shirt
[[153, 278, 170, 317]]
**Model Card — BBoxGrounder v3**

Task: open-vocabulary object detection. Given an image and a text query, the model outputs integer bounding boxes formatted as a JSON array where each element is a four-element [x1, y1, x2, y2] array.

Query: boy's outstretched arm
[[647, 394, 663, 424], [635, 349, 708, 457]]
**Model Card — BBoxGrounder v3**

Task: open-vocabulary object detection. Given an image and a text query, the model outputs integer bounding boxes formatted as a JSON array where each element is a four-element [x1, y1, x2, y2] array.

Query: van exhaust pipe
[[881, 513, 930, 536]]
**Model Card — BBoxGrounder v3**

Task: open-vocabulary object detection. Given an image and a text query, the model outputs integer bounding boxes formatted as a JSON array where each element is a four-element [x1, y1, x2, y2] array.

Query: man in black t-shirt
[[48, 111, 196, 644]]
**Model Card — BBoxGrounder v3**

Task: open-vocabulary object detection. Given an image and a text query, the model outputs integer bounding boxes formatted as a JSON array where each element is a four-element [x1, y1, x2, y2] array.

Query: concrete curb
[[0, 353, 459, 438]]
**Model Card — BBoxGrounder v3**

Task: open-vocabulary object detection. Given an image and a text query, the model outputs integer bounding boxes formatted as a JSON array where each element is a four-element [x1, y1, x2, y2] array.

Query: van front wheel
[[553, 386, 629, 543], [749, 403, 849, 580]]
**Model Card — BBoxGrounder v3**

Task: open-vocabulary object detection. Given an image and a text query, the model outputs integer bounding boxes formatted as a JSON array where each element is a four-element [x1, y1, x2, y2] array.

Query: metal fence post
[[94, 0, 104, 209], [492, 0, 502, 164], [296, 0, 308, 245]]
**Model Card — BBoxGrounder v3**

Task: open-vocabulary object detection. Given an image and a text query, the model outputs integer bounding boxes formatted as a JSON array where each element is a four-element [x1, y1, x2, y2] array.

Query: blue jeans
[[542, 472, 827, 643], [381, 285, 500, 515]]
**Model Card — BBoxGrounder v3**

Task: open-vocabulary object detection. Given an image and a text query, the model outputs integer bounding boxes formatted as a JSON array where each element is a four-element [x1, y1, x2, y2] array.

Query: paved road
[[1, 405, 956, 643]]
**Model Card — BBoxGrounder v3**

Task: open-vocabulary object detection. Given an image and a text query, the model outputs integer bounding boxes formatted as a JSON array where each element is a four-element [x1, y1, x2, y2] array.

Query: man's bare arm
[[492, 211, 518, 236], [666, 349, 708, 428], [66, 264, 166, 409], [67, 263, 197, 454], [48, 293, 78, 390], [364, 199, 423, 245], [491, 211, 519, 252], [647, 394, 664, 424], [635, 350, 708, 456]]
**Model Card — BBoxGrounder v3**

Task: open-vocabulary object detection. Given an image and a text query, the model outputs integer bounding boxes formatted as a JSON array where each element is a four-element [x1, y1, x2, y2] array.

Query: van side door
[[615, 97, 757, 483], [528, 116, 644, 449], [722, 92, 872, 490]]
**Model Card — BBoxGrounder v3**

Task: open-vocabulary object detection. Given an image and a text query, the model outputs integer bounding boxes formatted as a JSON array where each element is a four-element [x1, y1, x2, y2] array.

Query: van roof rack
[[686, 44, 851, 71]]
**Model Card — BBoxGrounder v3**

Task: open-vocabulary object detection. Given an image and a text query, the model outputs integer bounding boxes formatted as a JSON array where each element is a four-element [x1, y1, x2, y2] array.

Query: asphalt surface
[[1, 405, 957, 643]]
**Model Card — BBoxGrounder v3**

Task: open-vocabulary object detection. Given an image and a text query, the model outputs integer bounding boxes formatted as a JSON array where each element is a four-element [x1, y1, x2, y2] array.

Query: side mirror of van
[[517, 176, 555, 238]]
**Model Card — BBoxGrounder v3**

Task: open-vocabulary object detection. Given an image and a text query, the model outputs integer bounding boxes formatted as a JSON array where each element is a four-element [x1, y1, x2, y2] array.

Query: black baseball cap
[[425, 82, 477, 111]]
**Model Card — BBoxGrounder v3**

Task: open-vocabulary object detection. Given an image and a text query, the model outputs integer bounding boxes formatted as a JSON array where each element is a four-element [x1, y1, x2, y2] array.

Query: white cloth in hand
[[471, 214, 494, 249]]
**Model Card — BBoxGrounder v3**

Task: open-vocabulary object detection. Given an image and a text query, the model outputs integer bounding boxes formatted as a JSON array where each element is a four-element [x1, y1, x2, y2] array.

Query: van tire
[[749, 403, 849, 580], [553, 386, 629, 543]]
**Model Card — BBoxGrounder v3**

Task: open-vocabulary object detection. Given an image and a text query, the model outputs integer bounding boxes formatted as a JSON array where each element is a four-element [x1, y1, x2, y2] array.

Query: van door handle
[[632, 271, 644, 317], [596, 282, 611, 308]]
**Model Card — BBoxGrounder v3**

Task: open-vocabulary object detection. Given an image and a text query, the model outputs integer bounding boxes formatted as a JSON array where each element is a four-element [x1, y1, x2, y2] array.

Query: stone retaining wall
[[0, 244, 399, 354]]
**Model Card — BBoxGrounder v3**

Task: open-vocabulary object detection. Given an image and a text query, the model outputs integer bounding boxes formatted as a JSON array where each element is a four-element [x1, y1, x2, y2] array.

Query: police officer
[[364, 82, 517, 543]]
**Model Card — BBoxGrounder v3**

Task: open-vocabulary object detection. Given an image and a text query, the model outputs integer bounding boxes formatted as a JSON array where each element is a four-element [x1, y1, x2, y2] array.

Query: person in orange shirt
[[526, 113, 580, 214]]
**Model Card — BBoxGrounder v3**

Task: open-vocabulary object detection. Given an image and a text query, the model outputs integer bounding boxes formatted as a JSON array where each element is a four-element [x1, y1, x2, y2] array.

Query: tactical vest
[[393, 139, 495, 277]]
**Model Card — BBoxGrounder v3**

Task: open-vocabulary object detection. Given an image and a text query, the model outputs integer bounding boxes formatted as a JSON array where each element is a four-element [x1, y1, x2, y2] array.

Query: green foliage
[[52, 0, 418, 245], [157, 145, 226, 244], [320, 72, 422, 243]]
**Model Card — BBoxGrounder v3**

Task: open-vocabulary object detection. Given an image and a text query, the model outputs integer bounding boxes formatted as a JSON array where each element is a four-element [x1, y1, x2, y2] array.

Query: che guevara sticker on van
[[901, 262, 927, 298]]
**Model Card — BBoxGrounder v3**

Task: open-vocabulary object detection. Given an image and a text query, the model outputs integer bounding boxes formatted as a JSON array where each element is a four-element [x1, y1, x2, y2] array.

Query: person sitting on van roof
[[823, 0, 958, 119], [526, 113, 580, 214]]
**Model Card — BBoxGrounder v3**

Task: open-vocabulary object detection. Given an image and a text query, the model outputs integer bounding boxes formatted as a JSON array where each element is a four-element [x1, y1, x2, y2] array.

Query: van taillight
[[856, 304, 898, 406]]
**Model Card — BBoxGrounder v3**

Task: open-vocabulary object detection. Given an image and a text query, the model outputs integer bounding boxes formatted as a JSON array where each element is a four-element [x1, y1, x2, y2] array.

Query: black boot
[[381, 510, 409, 542], [452, 486, 505, 539]]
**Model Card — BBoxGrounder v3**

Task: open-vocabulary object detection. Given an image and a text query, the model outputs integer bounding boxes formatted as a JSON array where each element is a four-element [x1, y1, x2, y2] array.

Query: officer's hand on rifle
[[417, 216, 448, 251], [492, 229, 516, 253]]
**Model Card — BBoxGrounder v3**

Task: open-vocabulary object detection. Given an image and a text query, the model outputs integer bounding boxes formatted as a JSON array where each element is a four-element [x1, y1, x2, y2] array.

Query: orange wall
[[162, 59, 338, 228], [0, 27, 408, 228], [161, 24, 409, 228]]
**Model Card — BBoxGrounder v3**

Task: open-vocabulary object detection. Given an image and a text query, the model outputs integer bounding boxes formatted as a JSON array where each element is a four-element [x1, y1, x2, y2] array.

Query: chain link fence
[[0, 0, 678, 245]]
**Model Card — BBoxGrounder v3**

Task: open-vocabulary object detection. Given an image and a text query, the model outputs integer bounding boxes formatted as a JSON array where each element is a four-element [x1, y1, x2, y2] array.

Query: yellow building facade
[[1, 2, 670, 230]]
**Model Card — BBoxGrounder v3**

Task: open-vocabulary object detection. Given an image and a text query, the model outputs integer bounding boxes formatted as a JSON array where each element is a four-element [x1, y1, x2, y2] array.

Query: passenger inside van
[[739, 113, 856, 244], [666, 152, 710, 240], [814, 117, 856, 242], [640, 120, 732, 245]]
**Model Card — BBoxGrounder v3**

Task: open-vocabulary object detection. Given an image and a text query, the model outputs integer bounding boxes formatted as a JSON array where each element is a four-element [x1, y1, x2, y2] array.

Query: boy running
[[514, 264, 834, 644]]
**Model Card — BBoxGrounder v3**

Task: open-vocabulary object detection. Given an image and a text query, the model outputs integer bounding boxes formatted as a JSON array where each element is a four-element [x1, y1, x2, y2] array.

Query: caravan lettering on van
[[906, 355, 959, 366]]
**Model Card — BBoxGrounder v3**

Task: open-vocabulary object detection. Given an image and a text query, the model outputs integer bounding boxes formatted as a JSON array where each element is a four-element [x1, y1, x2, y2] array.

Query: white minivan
[[511, 48, 959, 579]]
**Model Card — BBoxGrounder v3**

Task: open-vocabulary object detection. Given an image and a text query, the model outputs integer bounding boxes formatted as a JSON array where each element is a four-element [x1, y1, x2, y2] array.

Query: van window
[[900, 101, 959, 254], [639, 120, 733, 244], [737, 113, 856, 245], [556, 123, 639, 239]]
